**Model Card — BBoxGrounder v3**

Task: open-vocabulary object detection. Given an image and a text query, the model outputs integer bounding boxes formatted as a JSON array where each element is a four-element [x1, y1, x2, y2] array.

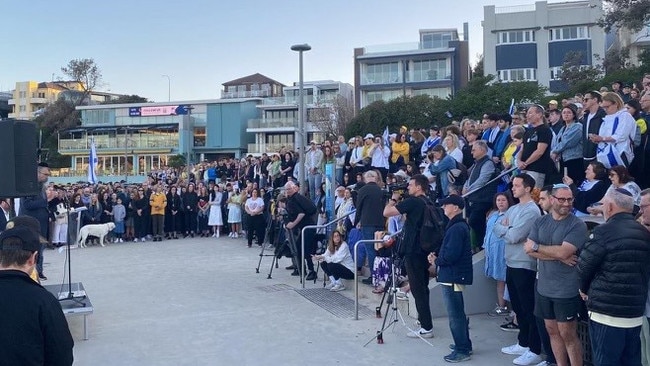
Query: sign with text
[[129, 105, 190, 117]]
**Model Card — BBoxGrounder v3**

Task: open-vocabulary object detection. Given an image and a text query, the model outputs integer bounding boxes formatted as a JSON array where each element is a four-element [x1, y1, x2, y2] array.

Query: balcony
[[59, 134, 179, 151], [247, 143, 295, 154], [30, 97, 48, 104], [221, 89, 271, 99], [247, 118, 297, 130], [8, 99, 16, 105]]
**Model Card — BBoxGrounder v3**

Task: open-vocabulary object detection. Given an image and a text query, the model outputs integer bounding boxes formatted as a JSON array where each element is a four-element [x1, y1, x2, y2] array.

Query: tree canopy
[[600, 0, 650, 32]]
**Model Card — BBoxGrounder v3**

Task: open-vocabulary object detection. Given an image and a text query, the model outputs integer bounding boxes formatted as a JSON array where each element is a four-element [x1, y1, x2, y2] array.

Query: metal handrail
[[461, 166, 515, 199], [353, 230, 402, 320], [298, 209, 356, 288]]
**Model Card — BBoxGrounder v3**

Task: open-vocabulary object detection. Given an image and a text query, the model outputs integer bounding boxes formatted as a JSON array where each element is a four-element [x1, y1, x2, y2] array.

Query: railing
[[353, 230, 402, 320], [299, 210, 356, 288], [494, 4, 535, 14], [247, 118, 298, 129], [247, 143, 295, 154], [460, 166, 516, 200], [59, 134, 179, 151]]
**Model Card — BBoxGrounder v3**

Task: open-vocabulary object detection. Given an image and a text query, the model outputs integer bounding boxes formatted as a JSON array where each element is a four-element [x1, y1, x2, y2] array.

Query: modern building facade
[[246, 80, 354, 154], [483, 0, 605, 93], [221, 73, 285, 99], [354, 27, 469, 111], [56, 99, 260, 181]]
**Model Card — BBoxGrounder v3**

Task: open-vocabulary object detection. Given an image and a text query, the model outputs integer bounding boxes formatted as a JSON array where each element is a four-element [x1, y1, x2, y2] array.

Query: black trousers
[[321, 262, 354, 281], [295, 227, 316, 272], [467, 201, 492, 249], [404, 253, 433, 331], [506, 266, 541, 355], [151, 214, 164, 237], [185, 211, 197, 233], [247, 214, 266, 246]]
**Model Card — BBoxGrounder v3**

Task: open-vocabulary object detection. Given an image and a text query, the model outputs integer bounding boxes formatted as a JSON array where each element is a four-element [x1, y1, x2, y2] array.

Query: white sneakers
[[406, 328, 434, 339], [513, 350, 542, 365], [501, 343, 528, 355], [330, 283, 345, 292]]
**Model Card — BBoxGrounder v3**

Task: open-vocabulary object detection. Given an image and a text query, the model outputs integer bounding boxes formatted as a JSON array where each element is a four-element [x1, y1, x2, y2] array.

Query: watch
[[532, 243, 539, 252]]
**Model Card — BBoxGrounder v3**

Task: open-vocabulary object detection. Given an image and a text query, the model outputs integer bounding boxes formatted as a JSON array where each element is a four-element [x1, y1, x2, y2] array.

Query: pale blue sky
[[2, 0, 541, 102]]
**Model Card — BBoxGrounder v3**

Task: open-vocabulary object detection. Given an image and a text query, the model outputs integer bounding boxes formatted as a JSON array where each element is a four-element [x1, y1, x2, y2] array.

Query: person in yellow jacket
[[149, 185, 167, 242], [391, 133, 410, 170]]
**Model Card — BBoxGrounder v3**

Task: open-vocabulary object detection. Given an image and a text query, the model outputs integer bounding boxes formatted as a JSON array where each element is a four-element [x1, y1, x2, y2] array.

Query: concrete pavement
[[41, 235, 529, 366]]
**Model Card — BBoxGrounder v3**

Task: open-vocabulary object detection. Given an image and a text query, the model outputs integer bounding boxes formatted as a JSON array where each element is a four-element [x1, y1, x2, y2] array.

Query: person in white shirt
[[370, 136, 391, 182], [306, 141, 324, 201], [590, 92, 637, 168], [443, 133, 463, 164], [312, 230, 355, 292]]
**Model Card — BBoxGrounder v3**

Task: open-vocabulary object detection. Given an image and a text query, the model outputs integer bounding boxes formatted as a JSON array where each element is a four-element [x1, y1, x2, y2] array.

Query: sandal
[[372, 287, 384, 294]]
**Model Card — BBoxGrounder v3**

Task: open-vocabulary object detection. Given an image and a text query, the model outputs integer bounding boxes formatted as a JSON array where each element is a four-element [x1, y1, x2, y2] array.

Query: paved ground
[[41, 235, 529, 366]]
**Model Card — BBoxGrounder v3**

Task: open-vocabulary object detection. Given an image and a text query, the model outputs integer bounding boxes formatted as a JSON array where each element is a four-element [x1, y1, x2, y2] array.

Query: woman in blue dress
[[484, 191, 514, 315]]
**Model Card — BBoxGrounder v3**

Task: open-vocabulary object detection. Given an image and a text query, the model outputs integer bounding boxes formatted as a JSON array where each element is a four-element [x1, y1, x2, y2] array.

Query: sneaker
[[38, 273, 48, 281], [140, 237, 146, 242], [448, 344, 473, 355], [305, 271, 317, 281], [324, 282, 335, 290], [396, 289, 409, 301], [119, 238, 124, 243], [500, 321, 519, 332], [501, 343, 528, 355], [134, 238, 139, 242], [330, 283, 345, 292], [534, 362, 556, 366], [513, 350, 542, 365], [443, 351, 471, 363], [488, 305, 510, 317], [406, 328, 434, 339], [285, 265, 297, 270], [211, 233, 217, 238]]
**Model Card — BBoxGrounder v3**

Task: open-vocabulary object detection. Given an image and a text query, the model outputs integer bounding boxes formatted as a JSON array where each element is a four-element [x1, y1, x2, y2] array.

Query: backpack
[[419, 197, 448, 254], [447, 160, 469, 186]]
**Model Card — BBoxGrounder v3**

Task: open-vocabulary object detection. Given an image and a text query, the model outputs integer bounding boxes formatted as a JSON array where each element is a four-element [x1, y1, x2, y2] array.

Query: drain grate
[[256, 283, 295, 293], [295, 288, 375, 318]]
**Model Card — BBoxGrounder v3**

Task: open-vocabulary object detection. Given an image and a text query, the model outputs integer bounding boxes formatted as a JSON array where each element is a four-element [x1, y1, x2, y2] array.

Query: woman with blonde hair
[[589, 91, 637, 168], [443, 133, 463, 163]]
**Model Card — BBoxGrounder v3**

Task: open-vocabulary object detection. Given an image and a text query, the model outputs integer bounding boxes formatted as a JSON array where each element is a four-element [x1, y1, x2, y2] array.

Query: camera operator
[[283, 181, 318, 281], [383, 174, 435, 338], [355, 170, 386, 285]]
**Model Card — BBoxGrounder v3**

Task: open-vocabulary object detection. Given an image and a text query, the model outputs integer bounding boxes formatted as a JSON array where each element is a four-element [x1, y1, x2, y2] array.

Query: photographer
[[383, 174, 435, 338], [283, 181, 318, 281], [355, 170, 386, 285]]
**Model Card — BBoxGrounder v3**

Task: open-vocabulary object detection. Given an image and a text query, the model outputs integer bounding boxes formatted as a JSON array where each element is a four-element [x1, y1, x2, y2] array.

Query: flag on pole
[[382, 126, 390, 147], [88, 138, 98, 184], [508, 98, 515, 115]]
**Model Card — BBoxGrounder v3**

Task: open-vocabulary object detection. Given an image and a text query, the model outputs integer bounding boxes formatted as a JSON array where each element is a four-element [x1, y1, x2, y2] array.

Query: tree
[[167, 154, 187, 169], [61, 58, 103, 102], [560, 51, 603, 94], [599, 0, 650, 32], [309, 95, 354, 139], [472, 54, 484, 78], [101, 94, 149, 105]]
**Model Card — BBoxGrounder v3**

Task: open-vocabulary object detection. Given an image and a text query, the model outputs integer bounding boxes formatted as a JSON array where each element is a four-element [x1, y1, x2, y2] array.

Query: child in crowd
[[112, 197, 126, 243]]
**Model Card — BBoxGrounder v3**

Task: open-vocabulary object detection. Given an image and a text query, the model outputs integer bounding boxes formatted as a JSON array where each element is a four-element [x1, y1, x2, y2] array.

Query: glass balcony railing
[[59, 134, 180, 151], [247, 143, 295, 154], [247, 118, 298, 129]]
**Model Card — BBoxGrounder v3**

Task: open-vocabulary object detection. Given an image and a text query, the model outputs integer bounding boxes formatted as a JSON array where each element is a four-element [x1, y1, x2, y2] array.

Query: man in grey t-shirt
[[525, 184, 587, 366]]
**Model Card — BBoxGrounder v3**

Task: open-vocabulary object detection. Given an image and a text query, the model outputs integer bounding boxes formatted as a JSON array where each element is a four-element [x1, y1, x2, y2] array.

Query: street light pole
[[162, 75, 171, 102], [291, 43, 311, 195]]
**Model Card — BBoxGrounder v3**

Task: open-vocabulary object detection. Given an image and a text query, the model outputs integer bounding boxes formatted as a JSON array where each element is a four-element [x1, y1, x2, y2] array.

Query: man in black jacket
[[578, 188, 650, 366], [284, 181, 318, 281], [354, 170, 385, 285], [0, 226, 74, 365], [581, 91, 606, 168]]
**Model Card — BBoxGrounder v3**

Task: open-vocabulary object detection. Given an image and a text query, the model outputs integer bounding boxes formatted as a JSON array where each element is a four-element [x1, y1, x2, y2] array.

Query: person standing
[[384, 174, 435, 339], [517, 105, 555, 188], [149, 184, 167, 242], [244, 189, 265, 248], [20, 162, 55, 281], [525, 184, 587, 366], [429, 195, 473, 363], [494, 173, 543, 365], [462, 140, 497, 249], [581, 91, 606, 168], [284, 181, 318, 281], [578, 188, 650, 366], [0, 226, 74, 365], [306, 141, 324, 201], [111, 197, 126, 243], [354, 170, 386, 285]]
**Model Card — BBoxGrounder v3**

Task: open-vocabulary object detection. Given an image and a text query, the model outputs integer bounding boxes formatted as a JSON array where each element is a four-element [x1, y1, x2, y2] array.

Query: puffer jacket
[[578, 212, 650, 318], [435, 213, 473, 285]]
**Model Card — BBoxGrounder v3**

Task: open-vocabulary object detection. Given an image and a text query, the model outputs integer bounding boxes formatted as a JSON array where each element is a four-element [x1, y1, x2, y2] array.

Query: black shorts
[[534, 292, 581, 322]]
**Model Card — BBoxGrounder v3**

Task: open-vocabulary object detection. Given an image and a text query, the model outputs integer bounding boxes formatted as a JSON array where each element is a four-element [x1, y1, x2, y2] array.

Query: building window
[[549, 26, 590, 41], [19, 91, 26, 98], [497, 30, 536, 45], [193, 127, 206, 147], [421, 32, 453, 49], [550, 67, 563, 80], [498, 68, 537, 82], [364, 90, 403, 105], [412, 87, 451, 99], [362, 62, 401, 85], [410, 59, 449, 82], [19, 105, 26, 112]]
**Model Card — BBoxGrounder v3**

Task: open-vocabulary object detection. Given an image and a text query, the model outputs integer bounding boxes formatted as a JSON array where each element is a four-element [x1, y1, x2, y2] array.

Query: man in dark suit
[[20, 162, 54, 281], [0, 198, 11, 232], [581, 91, 606, 167]]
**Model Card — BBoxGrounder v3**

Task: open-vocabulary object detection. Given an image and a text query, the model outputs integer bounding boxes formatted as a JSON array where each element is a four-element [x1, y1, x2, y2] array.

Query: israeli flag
[[382, 126, 390, 147], [508, 98, 515, 115], [88, 138, 98, 184]]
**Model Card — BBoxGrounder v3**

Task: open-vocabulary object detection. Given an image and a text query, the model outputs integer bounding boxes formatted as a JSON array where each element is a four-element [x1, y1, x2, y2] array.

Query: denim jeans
[[361, 226, 382, 276], [307, 172, 322, 201], [441, 285, 472, 354], [589, 320, 641, 366]]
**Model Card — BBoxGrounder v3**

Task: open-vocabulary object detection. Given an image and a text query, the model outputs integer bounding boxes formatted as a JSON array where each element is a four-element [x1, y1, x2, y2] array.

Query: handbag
[[596, 117, 627, 168]]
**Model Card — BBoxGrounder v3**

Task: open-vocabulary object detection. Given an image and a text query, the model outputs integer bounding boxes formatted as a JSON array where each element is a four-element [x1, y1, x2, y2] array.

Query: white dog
[[78, 222, 116, 248]]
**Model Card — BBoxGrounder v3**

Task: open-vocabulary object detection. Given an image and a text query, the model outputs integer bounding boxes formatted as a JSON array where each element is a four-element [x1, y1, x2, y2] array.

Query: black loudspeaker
[[0, 119, 40, 198]]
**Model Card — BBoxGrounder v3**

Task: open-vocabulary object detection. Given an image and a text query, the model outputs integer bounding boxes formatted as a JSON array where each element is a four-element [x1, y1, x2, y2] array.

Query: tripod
[[256, 214, 281, 275], [58, 206, 87, 307]]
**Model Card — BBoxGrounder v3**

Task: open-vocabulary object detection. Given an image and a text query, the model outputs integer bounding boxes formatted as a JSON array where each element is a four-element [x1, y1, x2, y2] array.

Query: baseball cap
[[363, 133, 374, 140], [6, 215, 48, 244], [439, 194, 465, 210], [0, 227, 41, 252]]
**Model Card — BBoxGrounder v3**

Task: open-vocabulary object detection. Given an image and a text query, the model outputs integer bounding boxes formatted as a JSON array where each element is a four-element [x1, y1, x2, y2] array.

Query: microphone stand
[[59, 204, 87, 307]]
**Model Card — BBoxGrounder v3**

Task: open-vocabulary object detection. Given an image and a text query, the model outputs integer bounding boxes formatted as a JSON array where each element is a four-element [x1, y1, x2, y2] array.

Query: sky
[[1, 0, 560, 102]]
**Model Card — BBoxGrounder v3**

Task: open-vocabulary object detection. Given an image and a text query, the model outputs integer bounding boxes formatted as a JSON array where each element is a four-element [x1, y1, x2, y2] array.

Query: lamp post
[[162, 75, 171, 102], [291, 43, 311, 195]]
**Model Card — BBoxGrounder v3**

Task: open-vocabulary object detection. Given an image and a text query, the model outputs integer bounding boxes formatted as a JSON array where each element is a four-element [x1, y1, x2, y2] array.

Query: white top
[[349, 146, 364, 166], [598, 109, 636, 163], [370, 145, 390, 169], [447, 148, 463, 164], [244, 197, 265, 215], [322, 242, 355, 273]]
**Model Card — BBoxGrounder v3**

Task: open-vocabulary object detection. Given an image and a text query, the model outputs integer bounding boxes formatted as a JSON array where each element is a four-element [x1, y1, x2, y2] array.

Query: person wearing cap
[[578, 188, 650, 366], [20, 162, 55, 281], [429, 195, 473, 362], [548, 100, 559, 111], [0, 226, 74, 365], [305, 140, 324, 201]]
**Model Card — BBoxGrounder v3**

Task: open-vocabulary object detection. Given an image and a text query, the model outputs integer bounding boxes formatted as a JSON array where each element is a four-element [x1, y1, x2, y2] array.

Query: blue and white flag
[[382, 126, 390, 147], [88, 138, 98, 184], [508, 98, 515, 115]]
